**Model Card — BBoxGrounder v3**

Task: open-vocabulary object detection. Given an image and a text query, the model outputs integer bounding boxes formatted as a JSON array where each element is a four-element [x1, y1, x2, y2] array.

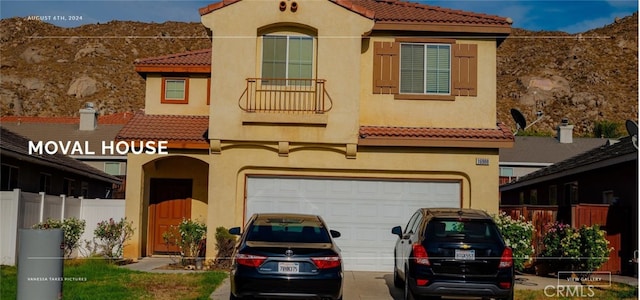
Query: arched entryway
[[141, 155, 209, 256]]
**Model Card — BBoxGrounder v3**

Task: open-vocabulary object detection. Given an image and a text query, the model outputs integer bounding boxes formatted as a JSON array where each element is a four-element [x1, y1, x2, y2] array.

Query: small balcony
[[239, 78, 333, 114]]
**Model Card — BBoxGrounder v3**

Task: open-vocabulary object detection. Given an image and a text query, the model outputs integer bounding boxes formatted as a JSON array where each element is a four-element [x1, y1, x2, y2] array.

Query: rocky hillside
[[497, 13, 638, 136], [1, 14, 637, 135], [0, 18, 210, 116]]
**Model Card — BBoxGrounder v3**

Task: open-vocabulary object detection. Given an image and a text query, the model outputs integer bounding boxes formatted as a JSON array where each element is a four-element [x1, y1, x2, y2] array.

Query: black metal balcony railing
[[238, 78, 333, 113]]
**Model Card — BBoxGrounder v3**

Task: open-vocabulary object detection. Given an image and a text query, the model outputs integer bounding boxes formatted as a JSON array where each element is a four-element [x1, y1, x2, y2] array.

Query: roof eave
[[500, 152, 637, 192], [358, 137, 514, 148], [113, 138, 209, 150], [372, 22, 512, 35], [134, 65, 211, 74], [199, 0, 241, 16], [1, 149, 122, 184], [332, 0, 376, 19]]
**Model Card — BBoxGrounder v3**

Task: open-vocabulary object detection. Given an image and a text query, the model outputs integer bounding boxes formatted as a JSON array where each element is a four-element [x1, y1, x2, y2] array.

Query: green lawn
[[1, 259, 227, 300], [3, 261, 636, 300]]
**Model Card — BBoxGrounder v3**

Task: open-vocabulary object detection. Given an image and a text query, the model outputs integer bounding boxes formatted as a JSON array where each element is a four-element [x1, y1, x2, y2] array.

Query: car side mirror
[[330, 230, 341, 238], [391, 226, 403, 237], [229, 227, 241, 235]]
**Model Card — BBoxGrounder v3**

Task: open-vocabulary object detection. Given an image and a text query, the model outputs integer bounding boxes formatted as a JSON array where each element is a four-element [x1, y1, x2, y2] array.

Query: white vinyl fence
[[0, 189, 125, 265]]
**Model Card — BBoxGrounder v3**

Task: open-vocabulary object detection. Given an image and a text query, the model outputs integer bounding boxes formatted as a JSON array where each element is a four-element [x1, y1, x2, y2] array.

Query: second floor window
[[400, 43, 451, 95], [373, 40, 476, 98], [261, 35, 313, 85], [162, 78, 189, 103]]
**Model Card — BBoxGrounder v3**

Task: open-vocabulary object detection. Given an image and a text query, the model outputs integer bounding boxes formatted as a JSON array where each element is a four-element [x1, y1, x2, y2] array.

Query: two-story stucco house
[[117, 0, 514, 271]]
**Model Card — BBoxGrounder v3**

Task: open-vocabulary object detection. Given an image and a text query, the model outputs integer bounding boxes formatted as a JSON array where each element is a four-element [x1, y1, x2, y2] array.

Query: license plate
[[278, 262, 299, 273], [455, 249, 475, 260]]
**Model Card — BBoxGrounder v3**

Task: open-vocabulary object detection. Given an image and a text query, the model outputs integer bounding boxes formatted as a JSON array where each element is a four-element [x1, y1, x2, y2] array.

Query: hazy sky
[[1, 0, 638, 34]]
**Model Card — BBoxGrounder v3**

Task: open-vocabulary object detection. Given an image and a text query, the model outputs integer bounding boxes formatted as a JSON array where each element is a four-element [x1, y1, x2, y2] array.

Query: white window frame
[[399, 43, 451, 95], [261, 34, 314, 85]]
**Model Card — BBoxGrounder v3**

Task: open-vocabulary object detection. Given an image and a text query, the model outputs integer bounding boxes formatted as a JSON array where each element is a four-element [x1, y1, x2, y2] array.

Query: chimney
[[557, 118, 574, 144], [79, 102, 97, 131]]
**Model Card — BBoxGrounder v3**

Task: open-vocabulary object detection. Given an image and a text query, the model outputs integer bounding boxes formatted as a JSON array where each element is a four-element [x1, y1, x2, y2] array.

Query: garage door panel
[[246, 177, 460, 271]]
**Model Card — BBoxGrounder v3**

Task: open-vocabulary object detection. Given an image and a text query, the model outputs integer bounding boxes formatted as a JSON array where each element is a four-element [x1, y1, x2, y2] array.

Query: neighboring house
[[500, 136, 638, 274], [0, 105, 132, 197], [118, 0, 514, 271], [499, 122, 606, 184], [0, 127, 121, 198]]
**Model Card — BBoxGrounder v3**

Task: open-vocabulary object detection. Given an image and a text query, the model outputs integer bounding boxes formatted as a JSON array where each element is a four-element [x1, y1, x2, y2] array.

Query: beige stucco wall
[[204, 144, 500, 258], [123, 1, 505, 260], [124, 152, 209, 259], [359, 38, 498, 128], [143, 74, 210, 116], [202, 0, 374, 144]]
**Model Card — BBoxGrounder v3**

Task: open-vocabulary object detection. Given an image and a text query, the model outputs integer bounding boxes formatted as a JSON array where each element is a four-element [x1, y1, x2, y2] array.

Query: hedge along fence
[[1, 189, 125, 265], [540, 222, 612, 273]]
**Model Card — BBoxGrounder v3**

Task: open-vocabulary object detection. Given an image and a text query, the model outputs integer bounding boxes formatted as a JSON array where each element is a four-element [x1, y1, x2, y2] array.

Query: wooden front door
[[149, 178, 192, 254]]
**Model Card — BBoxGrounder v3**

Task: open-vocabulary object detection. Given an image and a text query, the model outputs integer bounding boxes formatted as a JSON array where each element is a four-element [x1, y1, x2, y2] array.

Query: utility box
[[17, 229, 64, 300]]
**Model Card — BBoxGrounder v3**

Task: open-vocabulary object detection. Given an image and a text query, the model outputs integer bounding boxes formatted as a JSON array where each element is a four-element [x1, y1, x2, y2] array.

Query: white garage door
[[246, 176, 461, 271]]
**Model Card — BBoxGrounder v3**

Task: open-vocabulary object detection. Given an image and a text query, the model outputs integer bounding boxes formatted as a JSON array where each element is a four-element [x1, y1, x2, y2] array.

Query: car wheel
[[498, 289, 514, 300], [403, 266, 416, 300], [394, 265, 403, 288]]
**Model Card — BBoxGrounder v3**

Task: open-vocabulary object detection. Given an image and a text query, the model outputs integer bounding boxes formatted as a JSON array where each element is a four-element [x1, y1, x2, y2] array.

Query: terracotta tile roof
[[354, 0, 511, 27], [116, 111, 209, 149], [359, 123, 514, 147], [97, 112, 135, 124], [199, 0, 511, 29], [0, 126, 121, 184], [0, 112, 134, 125], [134, 49, 212, 73], [360, 123, 513, 139]]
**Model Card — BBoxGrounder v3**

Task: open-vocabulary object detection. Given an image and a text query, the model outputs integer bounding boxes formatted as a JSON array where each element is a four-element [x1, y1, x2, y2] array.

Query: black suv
[[391, 208, 514, 300]]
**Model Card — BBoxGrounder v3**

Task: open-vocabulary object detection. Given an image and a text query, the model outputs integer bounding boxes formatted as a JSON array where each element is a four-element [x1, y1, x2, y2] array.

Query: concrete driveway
[[210, 271, 583, 300], [343, 271, 402, 300], [211, 271, 402, 300]]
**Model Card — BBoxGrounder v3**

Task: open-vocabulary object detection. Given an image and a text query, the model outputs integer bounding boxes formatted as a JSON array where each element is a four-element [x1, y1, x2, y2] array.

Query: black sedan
[[229, 213, 343, 300]]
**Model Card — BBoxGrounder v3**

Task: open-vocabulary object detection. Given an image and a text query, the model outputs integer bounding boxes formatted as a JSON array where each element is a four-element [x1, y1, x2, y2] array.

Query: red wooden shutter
[[452, 44, 478, 97], [373, 42, 399, 94]]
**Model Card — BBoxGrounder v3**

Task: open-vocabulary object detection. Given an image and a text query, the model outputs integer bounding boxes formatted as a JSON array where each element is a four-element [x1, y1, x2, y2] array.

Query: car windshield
[[425, 219, 501, 242], [246, 218, 331, 243]]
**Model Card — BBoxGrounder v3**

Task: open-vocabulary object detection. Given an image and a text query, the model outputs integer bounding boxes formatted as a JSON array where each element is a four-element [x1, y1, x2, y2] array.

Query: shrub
[[493, 212, 535, 271], [213, 227, 236, 269], [94, 217, 134, 260], [162, 218, 207, 265], [541, 222, 611, 272], [33, 217, 86, 258], [593, 120, 623, 138], [579, 225, 612, 271]]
